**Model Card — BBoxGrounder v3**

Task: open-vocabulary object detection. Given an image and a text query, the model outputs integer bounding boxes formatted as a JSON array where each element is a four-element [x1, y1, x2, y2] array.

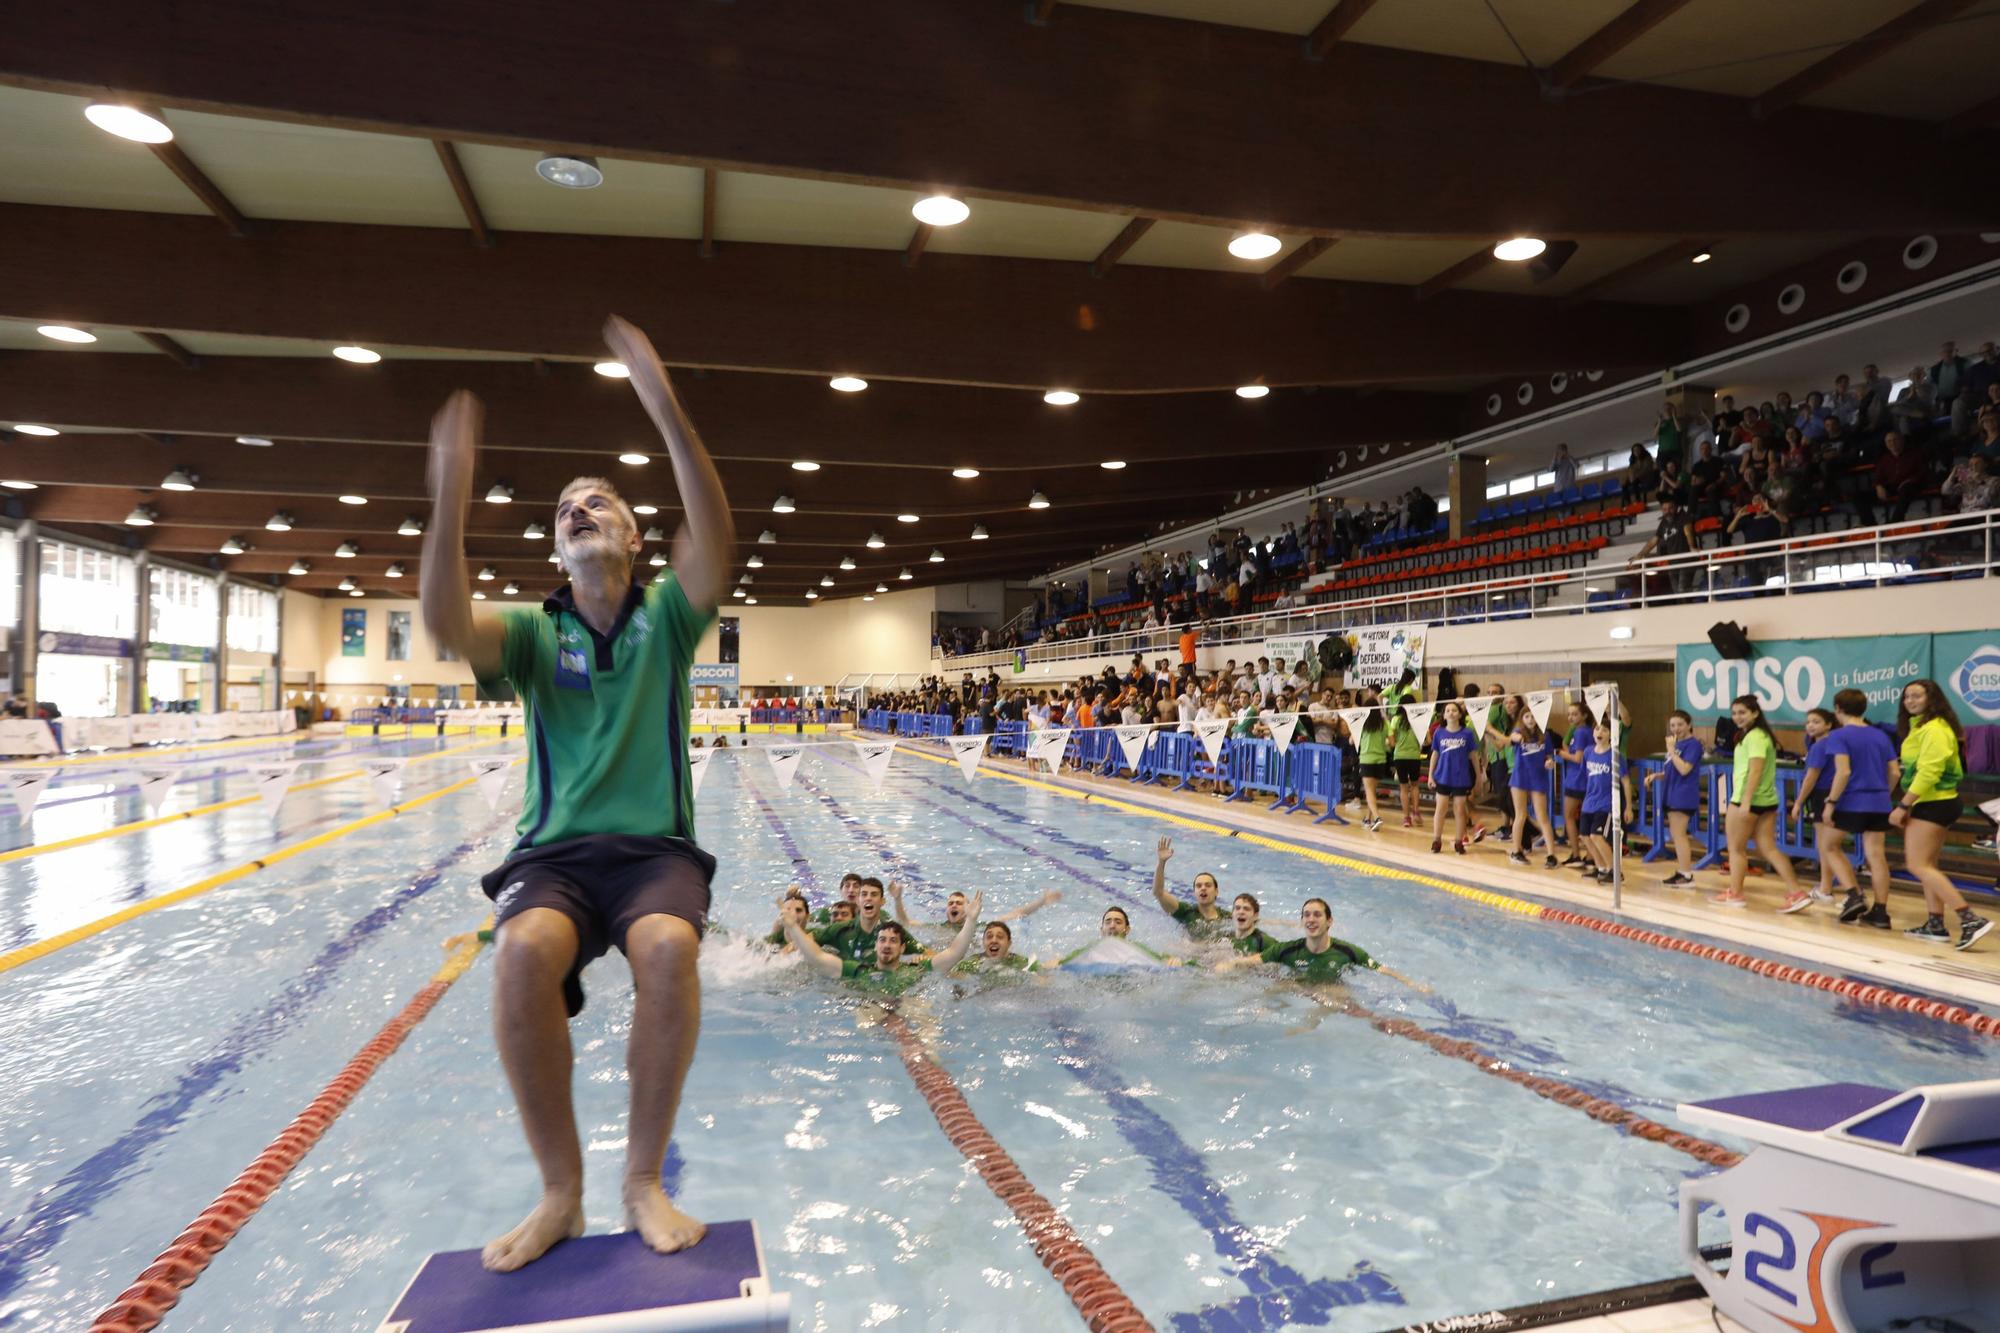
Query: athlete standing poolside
[[422, 317, 734, 1272]]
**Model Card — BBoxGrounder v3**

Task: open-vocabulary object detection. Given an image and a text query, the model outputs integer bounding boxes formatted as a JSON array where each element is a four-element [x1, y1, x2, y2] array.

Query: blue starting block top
[[378, 1220, 790, 1333]]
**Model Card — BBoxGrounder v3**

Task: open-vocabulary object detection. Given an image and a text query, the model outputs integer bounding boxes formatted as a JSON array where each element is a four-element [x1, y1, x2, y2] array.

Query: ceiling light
[[523, 521, 547, 539], [385, 563, 406, 578], [865, 532, 885, 549], [485, 483, 514, 504], [397, 516, 423, 536], [929, 549, 944, 563], [862, 594, 875, 601], [1028, 491, 1050, 509], [732, 587, 746, 598], [84, 103, 173, 143], [739, 573, 753, 584], [1493, 237, 1547, 262], [472, 590, 486, 600], [0, 480, 36, 490], [124, 505, 156, 527], [820, 575, 835, 587], [912, 195, 970, 227], [535, 154, 603, 189], [1228, 231, 1282, 261], [952, 467, 981, 479], [618, 452, 649, 466], [338, 493, 368, 505], [896, 512, 919, 523], [805, 589, 819, 599], [160, 467, 197, 491], [288, 559, 310, 576], [829, 376, 868, 393], [791, 460, 820, 472], [219, 535, 246, 555], [839, 555, 856, 570], [642, 526, 665, 542], [971, 525, 989, 540], [503, 582, 520, 595], [898, 568, 913, 581], [37, 325, 95, 344], [757, 530, 777, 544], [632, 503, 658, 515], [1236, 384, 1270, 399], [547, 552, 560, 564], [649, 552, 666, 567], [337, 576, 356, 592], [1609, 625, 1635, 640], [332, 345, 381, 364], [594, 361, 631, 378], [266, 511, 295, 531], [13, 424, 58, 437], [875, 582, 888, 593], [1691, 252, 1712, 264], [236, 435, 273, 447], [477, 566, 495, 581], [349, 588, 365, 597], [772, 495, 796, 513], [1043, 389, 1079, 406], [745, 597, 757, 604], [336, 542, 359, 558], [746, 554, 764, 568], [1100, 460, 1125, 470]]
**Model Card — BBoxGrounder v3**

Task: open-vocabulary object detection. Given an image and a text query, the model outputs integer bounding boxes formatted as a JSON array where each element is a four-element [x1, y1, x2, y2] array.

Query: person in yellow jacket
[[1891, 680, 1990, 950]]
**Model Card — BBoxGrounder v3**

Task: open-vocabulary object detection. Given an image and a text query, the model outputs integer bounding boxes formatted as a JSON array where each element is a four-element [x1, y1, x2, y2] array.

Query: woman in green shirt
[[1714, 694, 1802, 909], [1891, 679, 1991, 949], [1353, 688, 1389, 832]]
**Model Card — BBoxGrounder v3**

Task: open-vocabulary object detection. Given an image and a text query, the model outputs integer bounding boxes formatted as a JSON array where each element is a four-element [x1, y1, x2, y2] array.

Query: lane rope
[[87, 919, 494, 1333], [0, 759, 522, 977]]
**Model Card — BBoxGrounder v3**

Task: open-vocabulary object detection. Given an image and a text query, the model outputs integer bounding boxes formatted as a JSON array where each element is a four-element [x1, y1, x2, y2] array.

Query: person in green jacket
[[1382, 669, 1423, 829], [1892, 680, 1991, 950], [784, 894, 983, 993], [1353, 688, 1390, 832], [1714, 694, 1803, 910]]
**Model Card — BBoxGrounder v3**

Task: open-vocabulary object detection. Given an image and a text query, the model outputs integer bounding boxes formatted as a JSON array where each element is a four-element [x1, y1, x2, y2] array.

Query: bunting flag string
[[765, 744, 805, 791], [2, 769, 55, 819], [856, 739, 900, 790], [1111, 725, 1151, 771], [1193, 716, 1230, 764], [470, 755, 517, 807], [1265, 712, 1300, 756], [946, 735, 988, 782], [249, 762, 301, 817]]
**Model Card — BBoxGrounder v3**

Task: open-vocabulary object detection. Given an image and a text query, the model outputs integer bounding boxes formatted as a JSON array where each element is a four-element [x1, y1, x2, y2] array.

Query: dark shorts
[[1667, 805, 1699, 818], [1435, 782, 1472, 798], [1578, 809, 1610, 837], [1800, 792, 1827, 824], [482, 833, 716, 1017], [1909, 797, 1963, 827], [1832, 808, 1891, 834], [1392, 758, 1422, 783], [1359, 761, 1391, 780]]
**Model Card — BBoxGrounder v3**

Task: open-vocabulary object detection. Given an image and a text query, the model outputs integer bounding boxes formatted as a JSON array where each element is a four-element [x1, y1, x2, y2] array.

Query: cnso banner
[[1937, 630, 2000, 723], [1677, 634, 1931, 726]]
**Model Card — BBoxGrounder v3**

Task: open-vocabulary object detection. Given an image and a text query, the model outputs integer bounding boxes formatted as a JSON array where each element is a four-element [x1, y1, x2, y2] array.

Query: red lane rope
[[89, 926, 488, 1333], [1345, 1003, 1744, 1168], [881, 1009, 1156, 1333]]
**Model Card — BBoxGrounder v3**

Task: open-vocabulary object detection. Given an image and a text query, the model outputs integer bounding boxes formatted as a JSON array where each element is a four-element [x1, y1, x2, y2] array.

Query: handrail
[[936, 505, 2000, 673]]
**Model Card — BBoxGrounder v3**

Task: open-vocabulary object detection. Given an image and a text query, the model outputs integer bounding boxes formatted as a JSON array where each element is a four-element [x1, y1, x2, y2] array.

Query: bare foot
[[623, 1178, 706, 1255], [482, 1191, 585, 1272]]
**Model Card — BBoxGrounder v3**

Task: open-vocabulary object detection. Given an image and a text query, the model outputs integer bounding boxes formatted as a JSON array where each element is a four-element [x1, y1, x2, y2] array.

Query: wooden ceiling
[[0, 1, 1993, 602]]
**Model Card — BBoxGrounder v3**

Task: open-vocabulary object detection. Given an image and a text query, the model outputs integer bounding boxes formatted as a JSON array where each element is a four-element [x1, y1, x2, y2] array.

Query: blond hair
[[555, 477, 639, 567]]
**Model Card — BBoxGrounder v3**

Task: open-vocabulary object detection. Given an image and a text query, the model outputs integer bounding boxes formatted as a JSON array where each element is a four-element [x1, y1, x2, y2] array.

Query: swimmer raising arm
[[785, 892, 984, 978]]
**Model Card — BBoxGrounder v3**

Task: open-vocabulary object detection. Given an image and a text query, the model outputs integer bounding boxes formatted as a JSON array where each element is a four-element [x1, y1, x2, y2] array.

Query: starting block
[[378, 1220, 789, 1332], [1679, 1079, 2000, 1333]]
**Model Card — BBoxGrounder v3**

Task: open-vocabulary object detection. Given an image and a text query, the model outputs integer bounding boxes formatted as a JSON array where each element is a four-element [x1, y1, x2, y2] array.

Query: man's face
[[981, 925, 1010, 958], [830, 903, 855, 926], [1301, 901, 1331, 938], [1863, 364, 1878, 379], [874, 929, 905, 967], [553, 485, 638, 567], [840, 876, 861, 904], [1193, 874, 1219, 908], [1231, 898, 1258, 932], [1101, 911, 1129, 938], [1942, 341, 1957, 359], [782, 899, 808, 928], [857, 885, 884, 921], [944, 893, 967, 924]]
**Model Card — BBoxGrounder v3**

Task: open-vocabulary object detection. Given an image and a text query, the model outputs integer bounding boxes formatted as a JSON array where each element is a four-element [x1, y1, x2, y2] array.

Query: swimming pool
[[1, 733, 1992, 1332]]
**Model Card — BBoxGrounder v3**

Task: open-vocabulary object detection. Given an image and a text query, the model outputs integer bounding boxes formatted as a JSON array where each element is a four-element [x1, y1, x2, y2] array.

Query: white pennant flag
[[1585, 684, 1613, 725], [1402, 700, 1437, 738], [1337, 707, 1372, 741], [946, 735, 987, 782], [1112, 724, 1151, 771], [362, 757, 406, 809], [134, 765, 179, 816], [1266, 713, 1300, 755], [249, 762, 301, 817], [470, 755, 515, 808], [1526, 691, 1555, 732], [683, 748, 713, 797], [1029, 728, 1072, 774], [766, 744, 805, 791], [1194, 716, 1230, 765], [857, 739, 900, 790], [3, 769, 55, 819]]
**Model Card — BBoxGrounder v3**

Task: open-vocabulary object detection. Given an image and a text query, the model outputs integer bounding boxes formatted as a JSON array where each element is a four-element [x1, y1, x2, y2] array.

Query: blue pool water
[[0, 733, 1992, 1332]]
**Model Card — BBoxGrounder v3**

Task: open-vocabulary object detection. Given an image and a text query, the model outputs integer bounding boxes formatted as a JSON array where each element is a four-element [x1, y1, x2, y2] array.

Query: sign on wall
[[341, 607, 367, 658], [1263, 636, 1318, 670], [1677, 633, 1931, 726], [690, 663, 739, 686], [1936, 630, 2000, 724], [1340, 624, 1428, 691]]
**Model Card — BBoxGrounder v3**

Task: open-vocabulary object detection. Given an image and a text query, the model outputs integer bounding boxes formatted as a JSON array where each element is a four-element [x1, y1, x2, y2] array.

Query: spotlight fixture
[[523, 521, 547, 539], [535, 154, 603, 189], [503, 582, 519, 595], [618, 452, 649, 466], [772, 495, 796, 514], [791, 460, 820, 472], [484, 483, 514, 504], [632, 503, 659, 515], [820, 575, 835, 587], [1028, 491, 1050, 509], [746, 554, 764, 568], [332, 345, 381, 364], [745, 597, 758, 605], [385, 563, 406, 578], [732, 587, 746, 598], [349, 588, 365, 598], [896, 512, 919, 523], [928, 549, 944, 563], [805, 589, 819, 600], [649, 552, 666, 567], [219, 535, 246, 555], [971, 525, 989, 540], [1043, 389, 1079, 406], [472, 591, 486, 600], [594, 361, 631, 378], [236, 435, 274, 447], [1228, 231, 1282, 261], [1492, 237, 1547, 262], [37, 325, 96, 344], [829, 376, 868, 393], [862, 594, 875, 602], [1691, 252, 1712, 264], [547, 553, 560, 564], [875, 583, 888, 593], [952, 467, 981, 479], [85, 103, 174, 143], [1100, 460, 1126, 470], [337, 576, 355, 592], [335, 542, 360, 559], [898, 568, 913, 580], [288, 559, 311, 576], [13, 424, 59, 437], [477, 566, 496, 581], [912, 195, 970, 227], [0, 480, 37, 490], [1236, 384, 1270, 400], [160, 467, 198, 491], [266, 511, 295, 531], [643, 526, 665, 542], [757, 530, 777, 544], [865, 533, 885, 549], [739, 573, 754, 584], [338, 493, 368, 505], [839, 555, 856, 570], [124, 505, 157, 527], [397, 516, 423, 536]]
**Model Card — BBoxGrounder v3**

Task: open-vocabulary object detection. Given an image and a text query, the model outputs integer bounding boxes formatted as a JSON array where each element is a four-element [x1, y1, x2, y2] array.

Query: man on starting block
[[421, 316, 733, 1272]]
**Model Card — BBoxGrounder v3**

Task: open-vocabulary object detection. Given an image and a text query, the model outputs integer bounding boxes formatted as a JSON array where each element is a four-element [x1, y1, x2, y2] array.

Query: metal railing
[[934, 506, 2000, 673]]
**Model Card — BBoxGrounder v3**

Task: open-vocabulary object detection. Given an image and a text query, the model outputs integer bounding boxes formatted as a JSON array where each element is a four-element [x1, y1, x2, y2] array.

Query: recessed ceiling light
[[1100, 460, 1126, 470], [485, 483, 514, 504], [865, 532, 885, 549], [896, 512, 919, 523], [952, 467, 980, 479], [397, 516, 423, 536], [219, 535, 245, 555], [1027, 490, 1050, 509], [385, 563, 406, 578], [124, 505, 157, 527], [746, 554, 765, 568], [36, 325, 95, 344], [236, 435, 274, 447], [839, 555, 856, 570], [477, 566, 495, 581], [928, 549, 944, 563], [649, 552, 666, 567], [745, 597, 758, 604], [805, 589, 818, 599], [0, 480, 37, 490], [757, 530, 777, 544], [791, 460, 820, 472], [336, 542, 360, 558], [13, 424, 59, 437], [618, 452, 649, 466], [732, 587, 746, 598], [862, 594, 875, 601], [1691, 252, 1712, 264], [338, 493, 368, 505], [1493, 237, 1547, 262], [1236, 384, 1270, 399], [772, 495, 796, 513], [912, 195, 970, 227], [829, 376, 868, 393], [875, 582, 888, 593], [288, 559, 310, 575], [820, 575, 835, 587], [266, 511, 295, 531], [523, 521, 546, 539], [84, 103, 173, 143], [472, 590, 486, 600], [349, 588, 365, 597], [337, 576, 356, 592], [548, 552, 560, 564], [160, 467, 197, 491], [1228, 231, 1282, 261], [1043, 389, 1079, 406], [535, 154, 603, 189], [332, 345, 381, 364], [594, 361, 631, 378], [898, 568, 913, 580], [503, 582, 520, 595], [971, 525, 989, 540], [633, 503, 659, 515]]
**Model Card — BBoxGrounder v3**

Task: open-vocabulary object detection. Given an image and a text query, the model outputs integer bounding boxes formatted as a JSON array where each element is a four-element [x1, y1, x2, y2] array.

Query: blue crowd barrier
[[1181, 737, 1231, 793], [1139, 731, 1195, 787], [1225, 738, 1287, 806], [991, 720, 1027, 758], [1066, 727, 1120, 775], [1277, 743, 1347, 824]]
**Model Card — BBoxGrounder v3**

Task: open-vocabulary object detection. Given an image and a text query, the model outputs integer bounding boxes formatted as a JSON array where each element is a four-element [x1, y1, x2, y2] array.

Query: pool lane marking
[[87, 917, 495, 1333], [0, 758, 523, 978], [891, 741, 2000, 1038], [0, 737, 506, 865], [0, 823, 505, 1301], [734, 756, 823, 894]]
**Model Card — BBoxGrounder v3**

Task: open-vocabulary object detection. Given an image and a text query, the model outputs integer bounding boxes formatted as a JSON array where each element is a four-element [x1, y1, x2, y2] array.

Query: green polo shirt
[[839, 957, 933, 994], [953, 952, 1041, 975], [1170, 900, 1229, 941], [1233, 927, 1280, 955], [1384, 686, 1423, 760], [818, 918, 923, 963], [488, 575, 713, 849], [1258, 936, 1377, 983]]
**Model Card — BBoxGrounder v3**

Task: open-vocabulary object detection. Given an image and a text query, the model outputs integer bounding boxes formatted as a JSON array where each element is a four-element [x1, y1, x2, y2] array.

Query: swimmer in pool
[[1048, 906, 1187, 968], [424, 317, 731, 1270], [888, 881, 1062, 948], [785, 894, 983, 994], [1150, 836, 1228, 941], [1228, 893, 1280, 955], [810, 873, 863, 924], [815, 877, 925, 962], [1214, 897, 1426, 992], [953, 920, 1046, 974], [765, 890, 811, 949]]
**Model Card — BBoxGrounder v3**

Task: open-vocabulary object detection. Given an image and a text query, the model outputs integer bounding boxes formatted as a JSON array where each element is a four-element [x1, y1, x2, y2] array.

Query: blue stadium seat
[[1579, 480, 1602, 504], [1560, 485, 1583, 510], [1476, 505, 1495, 528]]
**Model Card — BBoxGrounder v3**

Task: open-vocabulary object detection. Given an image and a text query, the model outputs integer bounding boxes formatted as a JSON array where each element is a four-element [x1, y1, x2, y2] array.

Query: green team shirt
[[1482, 703, 1508, 763], [1356, 723, 1388, 765], [819, 919, 924, 963], [953, 952, 1041, 975], [1258, 936, 1378, 983], [1384, 686, 1423, 760], [488, 575, 713, 849], [1233, 928, 1280, 955], [838, 957, 933, 994], [1732, 727, 1779, 807], [1171, 900, 1229, 941]]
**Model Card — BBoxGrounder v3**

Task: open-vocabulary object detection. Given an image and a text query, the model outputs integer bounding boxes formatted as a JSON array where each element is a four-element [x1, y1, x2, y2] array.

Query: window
[[1535, 471, 1556, 489], [0, 528, 16, 630], [1506, 475, 1535, 496], [147, 566, 218, 648], [1485, 482, 1507, 500], [387, 610, 412, 662], [40, 540, 137, 638], [718, 616, 739, 665], [225, 584, 278, 654], [1579, 457, 1606, 477]]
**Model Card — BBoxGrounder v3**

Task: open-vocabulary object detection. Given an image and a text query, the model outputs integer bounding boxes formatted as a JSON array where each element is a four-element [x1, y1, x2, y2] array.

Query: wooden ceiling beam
[[1261, 236, 1337, 289], [431, 140, 494, 248], [148, 140, 249, 237], [135, 330, 201, 369], [1303, 0, 1378, 61], [1754, 0, 1980, 119], [1547, 0, 1695, 90], [1416, 246, 1497, 301], [1089, 217, 1153, 277]]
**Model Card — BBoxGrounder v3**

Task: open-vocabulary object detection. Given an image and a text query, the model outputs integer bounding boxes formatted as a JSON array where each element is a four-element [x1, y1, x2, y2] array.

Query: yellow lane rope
[[0, 738, 508, 866], [0, 758, 523, 978]]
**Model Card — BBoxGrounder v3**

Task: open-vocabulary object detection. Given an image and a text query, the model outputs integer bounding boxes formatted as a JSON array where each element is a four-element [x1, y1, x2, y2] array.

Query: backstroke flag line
[[250, 762, 301, 817], [947, 734, 988, 782], [470, 755, 516, 808], [1029, 728, 1071, 774], [1112, 725, 1151, 771], [766, 745, 804, 791], [857, 739, 899, 791], [1266, 713, 1299, 756], [1194, 717, 1229, 765]]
